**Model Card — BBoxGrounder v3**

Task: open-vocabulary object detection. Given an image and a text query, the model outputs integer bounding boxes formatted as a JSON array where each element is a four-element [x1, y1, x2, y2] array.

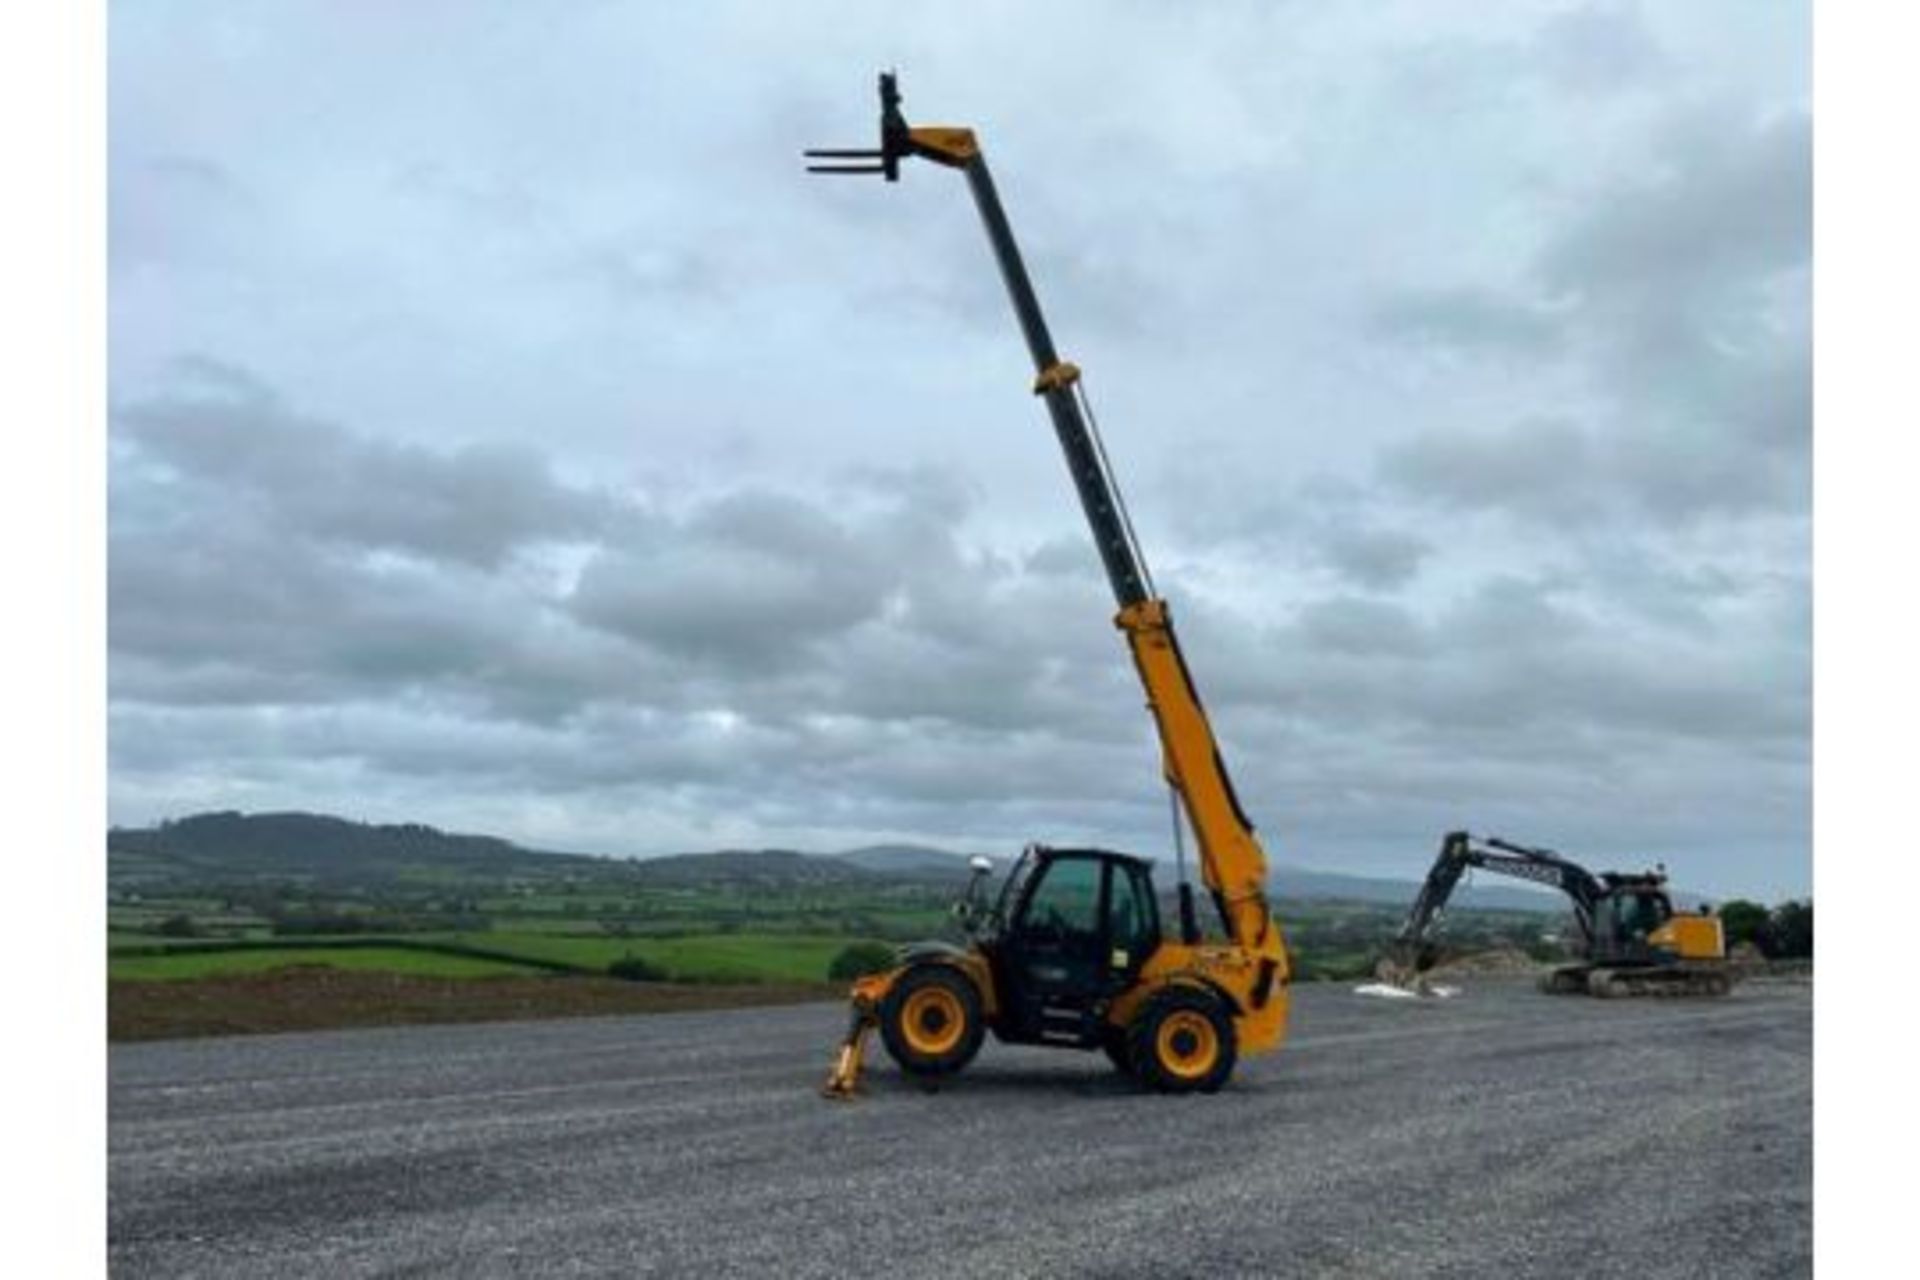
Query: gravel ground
[[109, 977, 1811, 1278]]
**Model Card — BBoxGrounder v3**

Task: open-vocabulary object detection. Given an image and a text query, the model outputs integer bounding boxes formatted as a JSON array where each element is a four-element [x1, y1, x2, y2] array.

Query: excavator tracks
[[1541, 964, 1733, 998]]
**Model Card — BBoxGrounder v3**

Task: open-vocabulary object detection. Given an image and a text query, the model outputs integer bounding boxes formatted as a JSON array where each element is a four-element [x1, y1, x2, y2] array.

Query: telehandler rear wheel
[[879, 965, 985, 1078], [1128, 986, 1237, 1094]]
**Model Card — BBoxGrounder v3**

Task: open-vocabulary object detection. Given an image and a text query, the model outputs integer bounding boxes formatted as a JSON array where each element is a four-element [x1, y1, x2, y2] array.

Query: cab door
[[1104, 860, 1160, 989], [998, 854, 1107, 1043], [997, 854, 1161, 1045]]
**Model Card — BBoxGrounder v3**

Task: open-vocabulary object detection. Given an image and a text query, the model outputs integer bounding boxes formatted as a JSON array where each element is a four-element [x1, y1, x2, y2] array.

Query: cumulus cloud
[[108, 360, 1807, 892], [1314, 525, 1432, 591], [569, 491, 896, 667], [1371, 100, 1810, 534], [107, 2, 1811, 896], [1367, 287, 1565, 356], [116, 361, 609, 568], [1532, 1, 1667, 96]]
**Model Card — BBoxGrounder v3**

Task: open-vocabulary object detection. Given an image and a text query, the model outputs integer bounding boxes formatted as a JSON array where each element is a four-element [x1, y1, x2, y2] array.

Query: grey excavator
[[1381, 831, 1732, 997]]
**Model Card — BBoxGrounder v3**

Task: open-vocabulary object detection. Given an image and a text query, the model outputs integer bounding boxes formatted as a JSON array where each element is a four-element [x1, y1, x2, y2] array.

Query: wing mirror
[[955, 855, 997, 932]]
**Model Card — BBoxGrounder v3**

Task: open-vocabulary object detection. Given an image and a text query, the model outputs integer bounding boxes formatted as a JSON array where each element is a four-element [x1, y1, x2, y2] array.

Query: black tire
[[878, 965, 985, 1078], [1127, 986, 1237, 1094]]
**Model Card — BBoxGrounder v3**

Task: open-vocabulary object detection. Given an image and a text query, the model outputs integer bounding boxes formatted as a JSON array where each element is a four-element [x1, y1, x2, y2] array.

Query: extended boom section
[[810, 75, 1289, 1097], [812, 75, 1275, 951], [1119, 600, 1275, 953]]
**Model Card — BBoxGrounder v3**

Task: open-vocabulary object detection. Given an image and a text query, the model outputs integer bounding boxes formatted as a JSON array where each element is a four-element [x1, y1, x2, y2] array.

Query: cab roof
[[1029, 844, 1157, 872]]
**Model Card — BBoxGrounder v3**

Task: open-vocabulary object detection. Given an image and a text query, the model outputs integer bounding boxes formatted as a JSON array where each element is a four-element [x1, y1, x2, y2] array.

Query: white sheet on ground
[[1352, 982, 1459, 1000]]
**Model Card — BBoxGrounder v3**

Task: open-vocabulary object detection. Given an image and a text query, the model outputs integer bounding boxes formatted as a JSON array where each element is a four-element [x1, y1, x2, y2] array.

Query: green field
[[110, 946, 547, 981], [407, 931, 866, 983], [107, 931, 876, 985]]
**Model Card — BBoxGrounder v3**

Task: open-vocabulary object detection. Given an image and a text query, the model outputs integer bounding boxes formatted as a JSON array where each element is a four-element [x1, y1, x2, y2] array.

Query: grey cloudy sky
[[108, 1, 1811, 898]]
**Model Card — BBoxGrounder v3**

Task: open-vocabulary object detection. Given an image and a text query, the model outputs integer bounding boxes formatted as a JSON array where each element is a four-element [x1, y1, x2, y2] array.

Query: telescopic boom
[[807, 74, 1276, 953]]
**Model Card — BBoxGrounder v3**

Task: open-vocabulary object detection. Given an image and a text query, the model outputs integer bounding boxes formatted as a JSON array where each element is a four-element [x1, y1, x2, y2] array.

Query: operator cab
[[974, 845, 1162, 1047], [1592, 873, 1677, 963]]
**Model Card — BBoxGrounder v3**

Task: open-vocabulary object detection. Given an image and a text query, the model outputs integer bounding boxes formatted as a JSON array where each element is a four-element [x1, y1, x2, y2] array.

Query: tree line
[[1714, 898, 1813, 959]]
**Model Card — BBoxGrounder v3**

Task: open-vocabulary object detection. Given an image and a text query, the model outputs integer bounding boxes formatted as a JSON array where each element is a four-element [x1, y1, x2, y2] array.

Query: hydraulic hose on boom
[[808, 74, 1276, 955]]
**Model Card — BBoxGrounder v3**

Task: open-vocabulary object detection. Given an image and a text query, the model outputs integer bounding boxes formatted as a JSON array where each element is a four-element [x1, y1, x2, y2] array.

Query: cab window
[[1619, 893, 1667, 936], [1106, 864, 1156, 957], [1021, 857, 1102, 941]]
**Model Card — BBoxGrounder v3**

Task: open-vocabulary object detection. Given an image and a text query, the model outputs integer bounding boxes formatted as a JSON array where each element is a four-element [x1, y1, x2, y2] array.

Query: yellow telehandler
[[809, 75, 1290, 1096]]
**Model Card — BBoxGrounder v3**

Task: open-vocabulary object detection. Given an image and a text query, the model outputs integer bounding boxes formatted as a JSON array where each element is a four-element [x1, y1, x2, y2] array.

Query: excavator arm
[[1386, 831, 1604, 978], [808, 74, 1277, 955]]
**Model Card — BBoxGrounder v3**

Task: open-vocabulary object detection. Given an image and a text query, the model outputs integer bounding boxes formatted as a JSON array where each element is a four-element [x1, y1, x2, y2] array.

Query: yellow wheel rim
[[1156, 1010, 1219, 1080], [900, 986, 966, 1056]]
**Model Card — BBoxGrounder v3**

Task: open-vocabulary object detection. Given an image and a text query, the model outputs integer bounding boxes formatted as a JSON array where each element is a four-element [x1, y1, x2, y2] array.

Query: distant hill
[[106, 810, 1563, 911], [1270, 865, 1557, 914], [628, 849, 878, 888], [107, 810, 597, 887], [835, 844, 989, 876]]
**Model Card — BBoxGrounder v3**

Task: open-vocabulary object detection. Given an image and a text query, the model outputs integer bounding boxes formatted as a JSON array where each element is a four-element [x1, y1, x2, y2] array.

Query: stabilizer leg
[[822, 1003, 877, 1100]]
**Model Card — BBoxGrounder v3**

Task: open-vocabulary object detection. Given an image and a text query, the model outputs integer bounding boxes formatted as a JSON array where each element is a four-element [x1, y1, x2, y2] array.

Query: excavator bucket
[[1372, 956, 1418, 991], [1363, 939, 1465, 999], [1374, 940, 1439, 990]]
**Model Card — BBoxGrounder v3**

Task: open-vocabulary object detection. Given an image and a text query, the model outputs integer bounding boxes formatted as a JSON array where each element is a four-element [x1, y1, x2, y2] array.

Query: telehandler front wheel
[[878, 965, 985, 1078], [1128, 986, 1237, 1094]]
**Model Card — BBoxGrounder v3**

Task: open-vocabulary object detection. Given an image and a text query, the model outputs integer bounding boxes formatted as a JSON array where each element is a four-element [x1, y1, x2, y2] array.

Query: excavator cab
[[1589, 874, 1724, 977], [1590, 879, 1675, 963]]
